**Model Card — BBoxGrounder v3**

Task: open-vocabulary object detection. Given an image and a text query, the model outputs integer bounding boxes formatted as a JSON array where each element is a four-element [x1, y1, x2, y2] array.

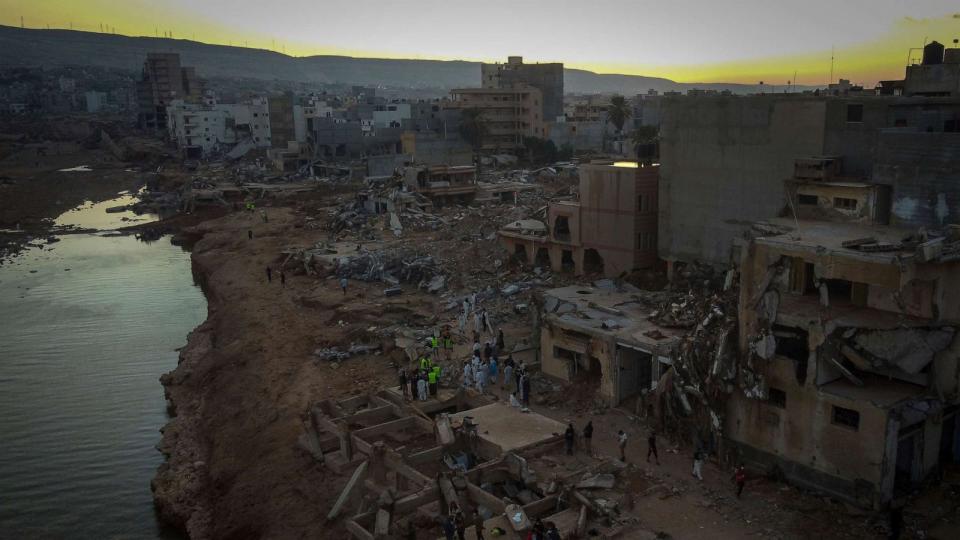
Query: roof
[[542, 285, 683, 352], [819, 375, 926, 409], [753, 218, 918, 263]]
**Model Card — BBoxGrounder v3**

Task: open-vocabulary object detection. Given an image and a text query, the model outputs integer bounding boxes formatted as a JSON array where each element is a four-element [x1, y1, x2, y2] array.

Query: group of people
[[438, 512, 561, 540], [399, 358, 442, 402]]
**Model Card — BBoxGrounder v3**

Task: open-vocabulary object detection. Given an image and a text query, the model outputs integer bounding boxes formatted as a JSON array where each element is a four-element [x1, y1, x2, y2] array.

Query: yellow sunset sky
[[2, 0, 959, 86]]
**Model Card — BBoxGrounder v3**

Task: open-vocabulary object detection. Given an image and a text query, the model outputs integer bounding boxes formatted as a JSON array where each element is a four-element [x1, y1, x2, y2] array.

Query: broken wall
[[875, 132, 960, 229]]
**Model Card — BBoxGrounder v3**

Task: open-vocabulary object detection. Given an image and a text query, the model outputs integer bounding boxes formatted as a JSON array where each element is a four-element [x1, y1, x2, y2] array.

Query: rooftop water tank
[[922, 41, 944, 65]]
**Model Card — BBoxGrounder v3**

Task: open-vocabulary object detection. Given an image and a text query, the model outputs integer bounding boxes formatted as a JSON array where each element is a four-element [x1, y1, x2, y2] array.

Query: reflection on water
[[54, 189, 157, 231], [0, 233, 205, 538]]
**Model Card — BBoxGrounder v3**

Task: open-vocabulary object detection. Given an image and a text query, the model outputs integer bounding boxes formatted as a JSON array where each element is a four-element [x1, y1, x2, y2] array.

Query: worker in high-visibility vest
[[419, 355, 432, 372], [428, 365, 440, 396]]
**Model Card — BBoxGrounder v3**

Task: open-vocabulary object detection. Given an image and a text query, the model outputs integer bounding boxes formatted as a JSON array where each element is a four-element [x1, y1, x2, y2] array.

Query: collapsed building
[[725, 166, 960, 509], [499, 161, 659, 278]]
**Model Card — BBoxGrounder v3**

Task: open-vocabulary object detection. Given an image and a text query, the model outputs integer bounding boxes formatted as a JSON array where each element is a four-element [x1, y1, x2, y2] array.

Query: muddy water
[[0, 196, 205, 538]]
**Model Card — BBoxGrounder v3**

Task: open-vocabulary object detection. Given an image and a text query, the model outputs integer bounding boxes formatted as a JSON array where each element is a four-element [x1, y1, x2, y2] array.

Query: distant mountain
[[0, 25, 818, 94]]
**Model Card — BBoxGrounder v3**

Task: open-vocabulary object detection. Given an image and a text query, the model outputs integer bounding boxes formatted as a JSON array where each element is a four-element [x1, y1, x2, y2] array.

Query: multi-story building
[[446, 86, 545, 151], [481, 56, 564, 122], [137, 53, 202, 130], [166, 96, 272, 158], [499, 160, 659, 277], [728, 163, 960, 509], [902, 41, 960, 97]]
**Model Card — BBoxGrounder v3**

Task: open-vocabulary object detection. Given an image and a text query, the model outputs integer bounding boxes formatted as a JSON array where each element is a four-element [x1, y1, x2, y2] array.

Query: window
[[832, 406, 860, 430], [846, 104, 864, 123], [637, 194, 649, 212], [637, 232, 654, 250], [253, 113, 258, 117], [798, 194, 818, 205], [834, 197, 858, 210], [768, 388, 786, 409]]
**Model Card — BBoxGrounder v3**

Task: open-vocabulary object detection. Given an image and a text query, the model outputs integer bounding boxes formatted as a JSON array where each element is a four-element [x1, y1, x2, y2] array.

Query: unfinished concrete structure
[[537, 285, 681, 407], [499, 162, 659, 278], [401, 165, 477, 205], [726, 171, 960, 508], [136, 53, 203, 130], [310, 388, 642, 539], [481, 56, 564, 122], [446, 87, 545, 151]]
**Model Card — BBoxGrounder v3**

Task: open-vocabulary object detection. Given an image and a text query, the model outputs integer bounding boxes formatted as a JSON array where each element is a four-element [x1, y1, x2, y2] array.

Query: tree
[[606, 95, 632, 138], [522, 137, 559, 166], [629, 125, 659, 163], [458, 108, 487, 165]]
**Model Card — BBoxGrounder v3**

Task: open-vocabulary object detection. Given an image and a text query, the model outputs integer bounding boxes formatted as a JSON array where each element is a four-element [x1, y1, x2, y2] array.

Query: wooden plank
[[328, 460, 369, 521]]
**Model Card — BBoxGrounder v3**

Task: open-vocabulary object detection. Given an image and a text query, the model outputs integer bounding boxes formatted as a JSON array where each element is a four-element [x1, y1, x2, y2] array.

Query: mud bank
[[149, 208, 399, 539]]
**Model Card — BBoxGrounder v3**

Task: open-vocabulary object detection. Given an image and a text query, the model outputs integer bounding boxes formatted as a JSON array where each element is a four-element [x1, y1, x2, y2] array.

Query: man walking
[[462, 361, 473, 388], [248, 229, 253, 240], [399, 368, 408, 400], [521, 373, 531, 407], [564, 423, 576, 455], [647, 430, 660, 465], [280, 271, 286, 287], [340, 277, 348, 295], [417, 373, 428, 402], [266, 267, 272, 283], [618, 430, 628, 461], [502, 357, 513, 391]]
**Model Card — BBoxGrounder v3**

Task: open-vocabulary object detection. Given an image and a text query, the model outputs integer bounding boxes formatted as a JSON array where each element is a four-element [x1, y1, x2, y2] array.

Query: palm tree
[[606, 95, 632, 139], [629, 125, 659, 163], [458, 108, 487, 172]]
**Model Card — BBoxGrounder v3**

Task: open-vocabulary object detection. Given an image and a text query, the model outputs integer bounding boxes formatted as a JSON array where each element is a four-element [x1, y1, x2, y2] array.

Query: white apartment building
[[166, 96, 272, 157]]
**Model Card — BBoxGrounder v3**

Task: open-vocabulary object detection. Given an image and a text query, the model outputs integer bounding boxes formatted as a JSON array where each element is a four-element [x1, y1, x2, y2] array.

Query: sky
[[3, 0, 960, 85]]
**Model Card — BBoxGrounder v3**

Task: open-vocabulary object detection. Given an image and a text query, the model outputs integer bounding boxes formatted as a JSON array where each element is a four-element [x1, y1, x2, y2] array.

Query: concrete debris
[[576, 473, 616, 490], [313, 343, 381, 362], [853, 328, 955, 374], [336, 249, 443, 286]]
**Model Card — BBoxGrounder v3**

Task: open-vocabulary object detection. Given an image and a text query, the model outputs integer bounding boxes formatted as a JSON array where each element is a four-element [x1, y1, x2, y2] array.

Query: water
[[0, 195, 206, 538]]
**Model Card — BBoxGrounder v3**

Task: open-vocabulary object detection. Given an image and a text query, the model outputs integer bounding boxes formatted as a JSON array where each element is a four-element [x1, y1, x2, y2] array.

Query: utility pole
[[829, 46, 835, 85], [21, 15, 24, 28]]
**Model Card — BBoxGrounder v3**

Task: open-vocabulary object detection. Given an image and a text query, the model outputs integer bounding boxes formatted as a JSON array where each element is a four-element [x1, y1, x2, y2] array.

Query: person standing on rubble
[[399, 368, 408, 399], [692, 450, 704, 481], [429, 365, 441, 396], [473, 511, 485, 540], [496, 328, 505, 353], [564, 423, 576, 455], [248, 229, 253, 240], [582, 421, 594, 457], [488, 355, 498, 387], [339, 277, 348, 295], [417, 372, 429, 401], [521, 372, 531, 407], [266, 267, 272, 283], [733, 463, 746, 498], [440, 515, 455, 540], [442, 326, 453, 360], [647, 430, 660, 465], [462, 361, 473, 388], [482, 309, 494, 335], [280, 271, 285, 287], [260, 209, 268, 223], [618, 430, 629, 462], [502, 357, 513, 392], [475, 359, 487, 394]]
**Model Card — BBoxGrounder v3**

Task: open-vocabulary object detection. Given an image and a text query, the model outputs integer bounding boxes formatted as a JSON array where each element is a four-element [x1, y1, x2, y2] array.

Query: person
[[497, 328, 505, 353], [248, 229, 253, 240], [618, 430, 628, 462], [405, 519, 417, 540], [692, 450, 704, 481], [583, 421, 594, 456], [463, 361, 473, 388], [260, 209, 268, 223], [454, 510, 466, 540], [475, 359, 487, 394], [417, 374, 428, 401], [502, 359, 513, 391], [531, 518, 545, 540], [483, 341, 493, 361], [545, 522, 561, 540], [420, 354, 432, 372], [509, 393, 521, 408], [481, 309, 493, 334], [733, 463, 746, 498], [339, 277, 348, 295], [442, 327, 453, 360], [441, 515, 455, 540], [280, 271, 286, 287], [889, 505, 904, 540], [564, 423, 576, 455], [473, 311, 482, 336], [647, 430, 660, 465], [266, 267, 272, 283], [488, 355, 498, 386], [409, 372, 418, 400], [429, 334, 440, 354], [472, 339, 481, 358], [521, 373, 531, 406], [430, 365, 441, 396], [473, 512, 485, 540], [399, 369, 408, 399]]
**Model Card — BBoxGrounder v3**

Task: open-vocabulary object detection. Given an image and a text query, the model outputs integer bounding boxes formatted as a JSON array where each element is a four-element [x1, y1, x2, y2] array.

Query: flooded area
[[0, 194, 205, 538]]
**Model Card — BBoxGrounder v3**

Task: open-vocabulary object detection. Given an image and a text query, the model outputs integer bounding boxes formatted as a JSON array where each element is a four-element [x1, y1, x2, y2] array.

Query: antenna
[[829, 46, 834, 84], [20, 15, 24, 28]]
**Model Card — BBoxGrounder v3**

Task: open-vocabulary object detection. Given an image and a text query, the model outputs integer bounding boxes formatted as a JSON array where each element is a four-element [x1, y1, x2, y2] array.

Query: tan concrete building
[[538, 286, 681, 407], [136, 53, 202, 130], [499, 162, 659, 278], [727, 177, 960, 508], [446, 86, 545, 151], [481, 56, 564, 122]]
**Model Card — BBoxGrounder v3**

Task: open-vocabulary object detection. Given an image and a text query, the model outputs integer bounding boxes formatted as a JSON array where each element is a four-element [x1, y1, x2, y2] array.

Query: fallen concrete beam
[[345, 518, 375, 540], [840, 345, 872, 371], [394, 488, 440, 514], [829, 356, 864, 386], [348, 405, 398, 427], [328, 460, 369, 521], [354, 416, 418, 439], [407, 445, 444, 465], [522, 495, 560, 518]]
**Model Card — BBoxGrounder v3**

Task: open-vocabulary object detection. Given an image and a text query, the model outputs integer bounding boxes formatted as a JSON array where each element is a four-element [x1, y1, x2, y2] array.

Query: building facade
[[446, 86, 545, 151], [136, 53, 202, 130], [481, 56, 564, 122]]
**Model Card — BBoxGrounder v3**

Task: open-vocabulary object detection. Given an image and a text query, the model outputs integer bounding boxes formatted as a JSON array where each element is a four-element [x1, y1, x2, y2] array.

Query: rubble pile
[[336, 249, 446, 291]]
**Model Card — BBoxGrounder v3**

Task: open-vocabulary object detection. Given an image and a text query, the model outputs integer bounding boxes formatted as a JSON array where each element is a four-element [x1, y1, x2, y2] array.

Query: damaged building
[[727, 171, 960, 508], [499, 161, 659, 278]]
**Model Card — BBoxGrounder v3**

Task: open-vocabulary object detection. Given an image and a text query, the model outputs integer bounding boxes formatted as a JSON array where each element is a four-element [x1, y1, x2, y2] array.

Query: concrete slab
[[450, 403, 566, 453]]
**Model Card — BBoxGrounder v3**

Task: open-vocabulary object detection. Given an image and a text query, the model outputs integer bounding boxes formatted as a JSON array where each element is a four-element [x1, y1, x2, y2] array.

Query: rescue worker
[[428, 365, 440, 396]]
